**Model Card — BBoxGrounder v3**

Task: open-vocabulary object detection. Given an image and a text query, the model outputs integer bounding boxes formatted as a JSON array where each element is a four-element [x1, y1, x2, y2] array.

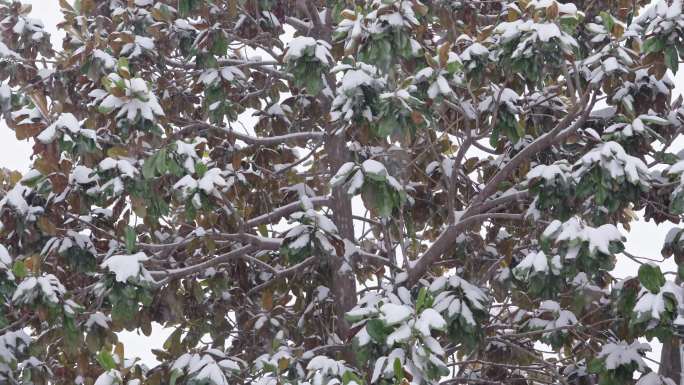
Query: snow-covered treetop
[[1, 0, 684, 384]]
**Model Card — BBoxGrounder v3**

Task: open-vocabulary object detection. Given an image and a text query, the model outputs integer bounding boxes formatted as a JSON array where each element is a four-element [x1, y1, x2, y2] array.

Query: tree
[[3, 0, 684, 384]]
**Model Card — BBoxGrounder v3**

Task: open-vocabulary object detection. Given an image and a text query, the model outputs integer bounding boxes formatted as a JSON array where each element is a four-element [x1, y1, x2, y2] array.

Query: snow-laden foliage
[[2, 0, 684, 384]]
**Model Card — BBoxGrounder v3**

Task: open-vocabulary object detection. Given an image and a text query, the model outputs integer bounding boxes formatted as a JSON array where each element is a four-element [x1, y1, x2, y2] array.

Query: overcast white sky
[[3, 0, 683, 370]]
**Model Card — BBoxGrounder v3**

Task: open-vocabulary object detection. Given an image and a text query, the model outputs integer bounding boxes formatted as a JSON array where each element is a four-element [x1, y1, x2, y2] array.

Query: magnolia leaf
[[638, 264, 665, 293]]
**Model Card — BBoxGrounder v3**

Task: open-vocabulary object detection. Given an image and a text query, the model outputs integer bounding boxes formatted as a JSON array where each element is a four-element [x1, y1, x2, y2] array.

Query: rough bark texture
[[326, 133, 357, 340], [659, 336, 681, 385]]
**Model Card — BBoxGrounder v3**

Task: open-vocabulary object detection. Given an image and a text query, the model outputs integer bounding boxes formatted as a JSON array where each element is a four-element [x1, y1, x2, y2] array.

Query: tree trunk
[[325, 133, 357, 341], [660, 335, 681, 385]]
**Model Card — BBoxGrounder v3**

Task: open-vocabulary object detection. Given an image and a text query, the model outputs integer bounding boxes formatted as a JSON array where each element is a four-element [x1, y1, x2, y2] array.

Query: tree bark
[[659, 326, 682, 384], [325, 133, 357, 341]]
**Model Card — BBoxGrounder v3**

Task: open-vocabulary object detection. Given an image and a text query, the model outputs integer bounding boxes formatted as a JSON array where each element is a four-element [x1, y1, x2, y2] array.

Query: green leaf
[[393, 357, 404, 381], [366, 319, 389, 343], [97, 350, 117, 371], [195, 162, 208, 178], [170, 368, 182, 385], [258, 224, 269, 237], [654, 151, 679, 165], [12, 260, 27, 279], [211, 33, 228, 56], [154, 149, 168, 175], [142, 153, 158, 179], [643, 37, 665, 54], [116, 57, 130, 78], [178, 0, 191, 17], [124, 226, 137, 253], [588, 358, 604, 374], [599, 12, 614, 35], [375, 117, 396, 138], [665, 45, 679, 73], [638, 263, 665, 293], [342, 371, 363, 385], [416, 287, 428, 312]]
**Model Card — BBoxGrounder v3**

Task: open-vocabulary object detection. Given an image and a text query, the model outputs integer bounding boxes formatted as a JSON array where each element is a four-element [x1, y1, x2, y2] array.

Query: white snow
[[362, 159, 387, 177], [198, 168, 228, 195], [380, 303, 413, 325], [0, 41, 19, 58], [636, 372, 676, 385], [602, 57, 621, 73], [527, 301, 577, 336], [460, 42, 489, 61], [12, 274, 65, 305], [85, 312, 111, 330], [447, 299, 475, 325], [597, 341, 649, 371], [0, 185, 33, 216], [93, 49, 116, 69], [284, 37, 332, 65], [100, 252, 151, 282], [633, 281, 683, 321], [99, 158, 138, 179], [514, 250, 550, 278], [71, 165, 97, 185], [526, 162, 571, 183], [91, 76, 164, 121], [544, 217, 623, 257], [37, 113, 81, 143], [414, 308, 446, 336], [533, 22, 561, 42], [330, 162, 357, 187], [94, 370, 121, 385], [0, 245, 12, 268], [387, 324, 412, 346]]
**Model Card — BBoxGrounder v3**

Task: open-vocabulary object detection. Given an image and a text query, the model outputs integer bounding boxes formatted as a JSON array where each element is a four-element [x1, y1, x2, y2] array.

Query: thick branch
[[407, 91, 595, 286], [245, 196, 330, 227]]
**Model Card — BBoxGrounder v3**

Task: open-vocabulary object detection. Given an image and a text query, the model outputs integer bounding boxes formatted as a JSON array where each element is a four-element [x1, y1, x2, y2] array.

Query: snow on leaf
[[0, 184, 32, 215], [289, 232, 310, 250], [460, 42, 489, 61], [347, 170, 365, 195], [94, 370, 121, 385], [513, 250, 552, 279], [371, 357, 387, 383], [306, 355, 348, 376], [0, 245, 12, 268], [12, 274, 65, 305], [92, 76, 164, 121], [0, 41, 19, 59], [527, 300, 578, 336], [387, 324, 412, 346], [533, 22, 562, 42], [526, 162, 571, 183], [447, 299, 475, 325], [380, 303, 413, 325], [573, 141, 650, 186], [37, 113, 81, 143], [543, 217, 623, 256], [284, 37, 332, 65], [633, 281, 683, 322], [330, 162, 357, 187], [198, 168, 228, 195], [362, 159, 388, 178], [100, 252, 151, 283], [85, 312, 111, 330], [71, 165, 97, 185], [415, 308, 446, 336], [597, 341, 650, 371], [636, 372, 676, 385], [196, 361, 228, 385]]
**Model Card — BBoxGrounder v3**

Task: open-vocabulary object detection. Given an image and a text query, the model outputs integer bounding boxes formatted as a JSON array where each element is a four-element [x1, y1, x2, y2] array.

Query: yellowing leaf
[[438, 41, 452, 67]]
